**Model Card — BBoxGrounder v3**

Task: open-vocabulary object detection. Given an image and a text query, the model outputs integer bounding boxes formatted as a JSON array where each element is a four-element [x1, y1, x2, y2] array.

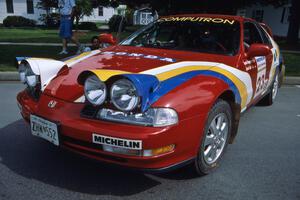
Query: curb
[[0, 72, 19, 81], [284, 76, 300, 85], [0, 72, 299, 85]]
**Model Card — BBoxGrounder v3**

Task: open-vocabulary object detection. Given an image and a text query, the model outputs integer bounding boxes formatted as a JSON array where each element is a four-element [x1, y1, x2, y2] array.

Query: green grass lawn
[[0, 27, 133, 43], [0, 27, 135, 71], [283, 53, 300, 76], [0, 45, 77, 71]]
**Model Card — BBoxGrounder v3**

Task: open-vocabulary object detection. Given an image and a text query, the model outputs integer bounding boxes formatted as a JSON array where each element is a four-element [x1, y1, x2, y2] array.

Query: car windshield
[[121, 17, 241, 56]]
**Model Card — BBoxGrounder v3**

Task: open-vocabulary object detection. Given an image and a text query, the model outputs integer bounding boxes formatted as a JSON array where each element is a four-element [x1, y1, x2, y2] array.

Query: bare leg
[[71, 35, 80, 47], [71, 34, 83, 54], [62, 38, 67, 51]]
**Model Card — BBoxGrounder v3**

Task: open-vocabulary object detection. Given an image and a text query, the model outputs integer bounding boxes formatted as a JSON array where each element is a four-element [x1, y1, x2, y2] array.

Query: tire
[[193, 99, 232, 176], [258, 70, 279, 106]]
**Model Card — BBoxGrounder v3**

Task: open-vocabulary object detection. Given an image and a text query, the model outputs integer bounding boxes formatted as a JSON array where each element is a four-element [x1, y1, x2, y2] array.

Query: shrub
[[3, 16, 36, 27], [108, 15, 126, 32], [39, 13, 60, 27], [77, 22, 98, 31]]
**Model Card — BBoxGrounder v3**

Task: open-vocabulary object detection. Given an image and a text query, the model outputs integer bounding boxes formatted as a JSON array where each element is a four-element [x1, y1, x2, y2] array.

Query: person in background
[[91, 36, 101, 50], [83, 36, 100, 52], [58, 0, 83, 55]]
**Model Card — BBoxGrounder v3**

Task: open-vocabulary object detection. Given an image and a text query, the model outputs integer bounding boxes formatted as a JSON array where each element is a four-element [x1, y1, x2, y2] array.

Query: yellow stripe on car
[[91, 69, 131, 81]]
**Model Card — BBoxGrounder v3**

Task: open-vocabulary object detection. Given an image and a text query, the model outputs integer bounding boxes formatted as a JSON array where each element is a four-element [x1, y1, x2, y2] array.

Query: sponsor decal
[[88, 61, 253, 111], [255, 56, 266, 71], [93, 134, 142, 150], [159, 17, 235, 25], [254, 56, 268, 98], [64, 50, 101, 66], [100, 51, 176, 63]]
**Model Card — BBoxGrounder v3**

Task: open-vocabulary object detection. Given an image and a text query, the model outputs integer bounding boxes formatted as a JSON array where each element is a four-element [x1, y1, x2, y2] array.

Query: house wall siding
[[81, 7, 115, 23], [238, 3, 300, 37], [0, 1, 122, 24], [0, 0, 45, 24]]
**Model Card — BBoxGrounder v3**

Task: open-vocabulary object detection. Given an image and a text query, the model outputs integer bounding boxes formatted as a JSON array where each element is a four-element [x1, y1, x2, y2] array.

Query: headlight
[[18, 61, 39, 87], [25, 66, 38, 87], [84, 75, 107, 105], [110, 79, 140, 111], [98, 108, 178, 127], [18, 63, 26, 83]]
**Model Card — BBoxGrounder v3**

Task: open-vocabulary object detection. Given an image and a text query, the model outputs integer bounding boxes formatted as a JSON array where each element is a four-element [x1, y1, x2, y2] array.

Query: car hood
[[43, 45, 238, 102]]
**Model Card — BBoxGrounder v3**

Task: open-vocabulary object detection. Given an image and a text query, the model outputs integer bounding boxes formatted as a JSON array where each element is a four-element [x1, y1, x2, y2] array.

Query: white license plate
[[30, 115, 59, 146]]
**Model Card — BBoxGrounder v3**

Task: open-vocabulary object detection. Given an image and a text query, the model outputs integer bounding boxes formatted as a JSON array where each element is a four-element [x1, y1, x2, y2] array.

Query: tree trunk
[[287, 0, 300, 44]]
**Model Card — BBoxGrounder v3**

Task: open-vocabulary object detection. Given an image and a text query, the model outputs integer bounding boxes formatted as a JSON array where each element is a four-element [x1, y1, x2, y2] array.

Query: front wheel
[[193, 99, 232, 176]]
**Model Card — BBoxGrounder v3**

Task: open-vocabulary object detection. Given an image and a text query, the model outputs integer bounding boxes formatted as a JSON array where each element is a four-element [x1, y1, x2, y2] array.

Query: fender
[[16, 50, 101, 91], [151, 75, 241, 152]]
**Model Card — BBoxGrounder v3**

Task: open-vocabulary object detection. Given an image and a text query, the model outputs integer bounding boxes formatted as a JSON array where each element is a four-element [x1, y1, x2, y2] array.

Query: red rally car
[[16, 14, 285, 175]]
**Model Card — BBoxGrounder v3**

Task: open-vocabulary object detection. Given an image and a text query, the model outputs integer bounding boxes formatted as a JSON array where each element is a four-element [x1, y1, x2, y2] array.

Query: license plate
[[30, 115, 59, 146]]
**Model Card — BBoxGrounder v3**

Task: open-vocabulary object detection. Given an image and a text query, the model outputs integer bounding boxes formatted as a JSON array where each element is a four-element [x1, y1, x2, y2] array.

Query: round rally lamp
[[84, 75, 107, 106], [110, 79, 140, 111]]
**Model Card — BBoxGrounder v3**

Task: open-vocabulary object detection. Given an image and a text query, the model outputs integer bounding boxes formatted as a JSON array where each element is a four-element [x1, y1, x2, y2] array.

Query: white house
[[237, 1, 299, 37], [0, 0, 44, 23], [81, 5, 126, 23], [0, 0, 125, 24]]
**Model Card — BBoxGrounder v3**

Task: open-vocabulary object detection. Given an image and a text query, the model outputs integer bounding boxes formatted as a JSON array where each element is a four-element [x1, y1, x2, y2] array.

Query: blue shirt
[[58, 0, 75, 16]]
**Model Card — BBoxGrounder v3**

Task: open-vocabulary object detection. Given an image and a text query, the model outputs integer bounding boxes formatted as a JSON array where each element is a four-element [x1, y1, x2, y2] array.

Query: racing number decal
[[254, 56, 268, 98]]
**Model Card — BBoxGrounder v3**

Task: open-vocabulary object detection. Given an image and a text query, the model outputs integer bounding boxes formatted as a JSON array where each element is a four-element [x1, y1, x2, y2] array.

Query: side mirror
[[246, 43, 271, 59], [98, 33, 117, 46]]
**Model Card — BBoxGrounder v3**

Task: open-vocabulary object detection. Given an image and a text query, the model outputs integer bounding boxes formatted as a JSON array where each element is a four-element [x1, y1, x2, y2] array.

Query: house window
[[98, 6, 103, 16], [27, 0, 34, 14], [252, 9, 264, 22], [6, 0, 14, 13], [281, 6, 290, 24]]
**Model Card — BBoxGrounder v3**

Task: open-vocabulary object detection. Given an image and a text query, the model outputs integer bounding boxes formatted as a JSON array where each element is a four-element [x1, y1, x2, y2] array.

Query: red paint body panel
[[17, 75, 229, 169], [16, 14, 281, 171]]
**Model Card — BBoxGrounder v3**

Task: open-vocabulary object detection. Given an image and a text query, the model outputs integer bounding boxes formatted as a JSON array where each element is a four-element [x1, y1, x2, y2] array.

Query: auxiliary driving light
[[110, 79, 140, 111], [102, 144, 175, 157], [84, 75, 107, 106], [143, 144, 175, 157]]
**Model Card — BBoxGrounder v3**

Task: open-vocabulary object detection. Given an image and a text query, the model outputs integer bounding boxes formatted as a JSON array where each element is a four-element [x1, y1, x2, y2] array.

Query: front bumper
[[17, 90, 205, 171]]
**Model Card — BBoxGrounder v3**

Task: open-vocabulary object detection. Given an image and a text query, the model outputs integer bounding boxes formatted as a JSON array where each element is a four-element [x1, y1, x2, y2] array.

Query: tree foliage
[[38, 0, 299, 42]]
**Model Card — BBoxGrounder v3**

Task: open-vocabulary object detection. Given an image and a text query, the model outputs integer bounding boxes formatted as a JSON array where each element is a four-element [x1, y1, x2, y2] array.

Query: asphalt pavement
[[0, 83, 299, 200]]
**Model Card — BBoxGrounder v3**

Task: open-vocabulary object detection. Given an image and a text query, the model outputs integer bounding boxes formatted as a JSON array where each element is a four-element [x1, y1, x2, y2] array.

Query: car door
[[241, 21, 273, 102], [256, 23, 280, 91]]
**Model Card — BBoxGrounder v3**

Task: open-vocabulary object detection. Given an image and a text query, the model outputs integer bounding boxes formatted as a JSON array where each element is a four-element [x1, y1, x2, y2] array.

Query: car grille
[[60, 135, 128, 163], [80, 104, 99, 118]]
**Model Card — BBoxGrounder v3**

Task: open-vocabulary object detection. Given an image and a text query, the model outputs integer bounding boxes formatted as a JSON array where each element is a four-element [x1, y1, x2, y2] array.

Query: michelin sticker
[[93, 133, 142, 150]]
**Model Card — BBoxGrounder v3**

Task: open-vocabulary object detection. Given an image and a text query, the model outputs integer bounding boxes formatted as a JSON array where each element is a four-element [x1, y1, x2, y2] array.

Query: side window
[[256, 24, 273, 47], [243, 22, 263, 49]]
